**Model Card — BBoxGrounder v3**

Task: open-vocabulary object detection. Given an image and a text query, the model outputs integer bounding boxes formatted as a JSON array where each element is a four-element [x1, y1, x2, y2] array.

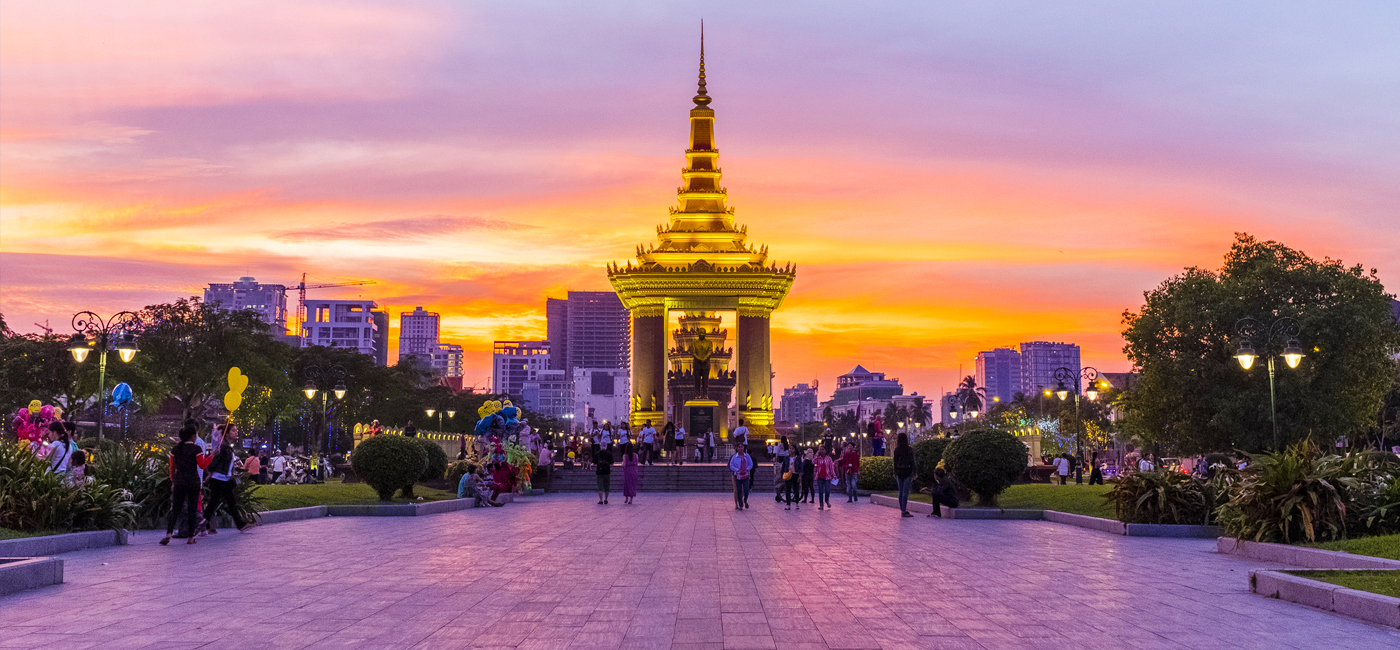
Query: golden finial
[[693, 21, 711, 108]]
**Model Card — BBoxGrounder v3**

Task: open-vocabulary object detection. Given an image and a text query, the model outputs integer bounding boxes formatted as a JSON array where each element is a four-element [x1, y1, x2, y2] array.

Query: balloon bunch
[[12, 401, 63, 448]]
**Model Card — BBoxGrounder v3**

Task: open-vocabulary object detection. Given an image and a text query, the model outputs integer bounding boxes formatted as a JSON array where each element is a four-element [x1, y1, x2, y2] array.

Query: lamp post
[[302, 364, 346, 455], [1054, 366, 1101, 483], [1234, 317, 1305, 450], [425, 408, 455, 431], [69, 311, 142, 441]]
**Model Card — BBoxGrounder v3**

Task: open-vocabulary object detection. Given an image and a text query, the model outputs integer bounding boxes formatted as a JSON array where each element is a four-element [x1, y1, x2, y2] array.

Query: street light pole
[[69, 311, 142, 441], [1054, 366, 1100, 483], [1234, 317, 1305, 451], [303, 364, 346, 456]]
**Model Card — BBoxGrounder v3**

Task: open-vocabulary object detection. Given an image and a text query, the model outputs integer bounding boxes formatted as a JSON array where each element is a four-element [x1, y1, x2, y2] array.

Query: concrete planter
[[1252, 570, 1400, 628], [1218, 538, 1400, 569], [868, 494, 934, 514], [1125, 523, 1219, 538], [1044, 510, 1125, 535], [941, 506, 1043, 520], [0, 529, 128, 558], [0, 557, 64, 597]]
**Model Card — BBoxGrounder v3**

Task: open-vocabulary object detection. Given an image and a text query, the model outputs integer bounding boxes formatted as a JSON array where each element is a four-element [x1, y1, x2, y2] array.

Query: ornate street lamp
[[1235, 316, 1305, 450], [303, 364, 346, 455], [1053, 366, 1100, 483], [70, 311, 142, 441]]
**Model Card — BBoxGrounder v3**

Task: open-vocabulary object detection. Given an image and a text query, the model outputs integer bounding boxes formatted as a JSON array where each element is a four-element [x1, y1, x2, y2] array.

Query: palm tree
[[956, 375, 986, 414]]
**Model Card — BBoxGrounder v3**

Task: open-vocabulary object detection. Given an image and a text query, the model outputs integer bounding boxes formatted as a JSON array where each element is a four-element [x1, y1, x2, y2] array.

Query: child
[[67, 449, 88, 486]]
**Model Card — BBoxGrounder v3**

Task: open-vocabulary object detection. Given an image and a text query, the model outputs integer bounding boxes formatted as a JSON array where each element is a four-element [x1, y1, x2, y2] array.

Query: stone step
[[546, 464, 779, 493]]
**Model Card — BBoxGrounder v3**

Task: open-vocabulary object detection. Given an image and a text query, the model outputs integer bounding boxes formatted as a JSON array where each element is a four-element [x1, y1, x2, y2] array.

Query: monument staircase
[[546, 462, 776, 493]]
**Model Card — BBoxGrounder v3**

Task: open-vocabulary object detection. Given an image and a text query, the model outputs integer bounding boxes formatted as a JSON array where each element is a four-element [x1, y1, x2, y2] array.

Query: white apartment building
[[302, 300, 383, 362]]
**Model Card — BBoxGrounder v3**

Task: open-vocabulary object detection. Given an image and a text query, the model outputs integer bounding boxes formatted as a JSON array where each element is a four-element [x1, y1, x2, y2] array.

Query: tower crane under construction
[[293, 273, 375, 338]]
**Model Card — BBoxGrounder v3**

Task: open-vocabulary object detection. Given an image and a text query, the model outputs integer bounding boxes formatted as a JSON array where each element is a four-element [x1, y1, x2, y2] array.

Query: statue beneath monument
[[690, 331, 715, 399]]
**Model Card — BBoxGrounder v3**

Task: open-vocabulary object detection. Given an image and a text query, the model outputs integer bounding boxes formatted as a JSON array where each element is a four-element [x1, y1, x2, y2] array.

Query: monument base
[[682, 399, 723, 440]]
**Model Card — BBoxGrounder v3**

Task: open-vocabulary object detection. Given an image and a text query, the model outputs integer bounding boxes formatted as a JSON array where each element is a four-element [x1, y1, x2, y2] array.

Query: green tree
[[134, 298, 294, 422], [1121, 234, 1400, 454]]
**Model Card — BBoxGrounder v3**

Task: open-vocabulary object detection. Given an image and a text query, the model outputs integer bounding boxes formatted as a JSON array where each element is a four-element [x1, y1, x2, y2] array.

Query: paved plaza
[[2, 493, 1397, 650]]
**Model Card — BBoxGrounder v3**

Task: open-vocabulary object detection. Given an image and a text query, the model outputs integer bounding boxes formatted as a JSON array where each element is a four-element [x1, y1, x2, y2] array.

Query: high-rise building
[[1019, 341, 1081, 396], [779, 383, 819, 424], [544, 291, 629, 375], [492, 341, 550, 401], [203, 277, 289, 334], [398, 307, 440, 361], [976, 348, 1023, 406], [431, 343, 464, 378], [302, 300, 385, 363], [546, 298, 569, 370]]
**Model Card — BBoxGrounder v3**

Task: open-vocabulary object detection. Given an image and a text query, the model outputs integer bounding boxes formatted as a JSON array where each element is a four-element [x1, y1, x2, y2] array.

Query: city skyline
[[3, 3, 1398, 400]]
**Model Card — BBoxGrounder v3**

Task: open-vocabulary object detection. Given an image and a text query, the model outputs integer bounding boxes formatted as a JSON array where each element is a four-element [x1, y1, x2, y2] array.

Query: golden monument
[[608, 34, 795, 443]]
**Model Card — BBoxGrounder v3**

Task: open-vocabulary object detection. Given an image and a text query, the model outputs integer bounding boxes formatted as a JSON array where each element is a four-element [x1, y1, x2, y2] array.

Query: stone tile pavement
[[2, 493, 1397, 650]]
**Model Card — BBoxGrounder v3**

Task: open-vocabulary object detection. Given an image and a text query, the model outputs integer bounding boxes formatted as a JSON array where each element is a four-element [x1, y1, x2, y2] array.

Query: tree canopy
[[1120, 233, 1400, 454]]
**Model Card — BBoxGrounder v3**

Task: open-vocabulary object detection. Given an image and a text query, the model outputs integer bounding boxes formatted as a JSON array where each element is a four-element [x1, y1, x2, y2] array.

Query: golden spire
[[693, 22, 711, 109]]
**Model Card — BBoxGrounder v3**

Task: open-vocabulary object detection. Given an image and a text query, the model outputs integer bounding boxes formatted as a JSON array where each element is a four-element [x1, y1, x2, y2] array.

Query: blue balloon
[[111, 383, 133, 407]]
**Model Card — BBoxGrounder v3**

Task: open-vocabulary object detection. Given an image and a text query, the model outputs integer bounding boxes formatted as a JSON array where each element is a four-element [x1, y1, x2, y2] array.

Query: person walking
[[732, 419, 749, 449], [620, 442, 639, 504], [783, 447, 801, 510], [595, 443, 614, 504], [800, 448, 816, 504], [271, 450, 287, 484], [729, 443, 752, 509], [839, 441, 861, 502], [1055, 453, 1070, 485], [927, 467, 959, 518], [161, 425, 204, 546], [1089, 451, 1104, 485], [704, 429, 716, 462], [892, 432, 916, 517], [673, 425, 687, 466], [204, 424, 252, 534], [640, 421, 656, 465], [774, 437, 791, 503], [814, 447, 835, 510]]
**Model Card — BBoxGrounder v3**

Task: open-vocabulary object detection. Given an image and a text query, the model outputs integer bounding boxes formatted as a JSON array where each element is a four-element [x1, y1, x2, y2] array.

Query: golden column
[[608, 32, 794, 438]]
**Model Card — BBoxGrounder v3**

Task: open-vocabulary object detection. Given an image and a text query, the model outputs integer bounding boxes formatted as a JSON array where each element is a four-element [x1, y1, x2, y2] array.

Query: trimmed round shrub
[[913, 437, 951, 488], [352, 436, 427, 501], [401, 438, 449, 499], [856, 456, 895, 491], [943, 430, 1028, 507]]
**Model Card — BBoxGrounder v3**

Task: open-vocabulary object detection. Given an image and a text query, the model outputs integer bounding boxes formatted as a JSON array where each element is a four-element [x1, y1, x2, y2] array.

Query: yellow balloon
[[28, 400, 41, 415]]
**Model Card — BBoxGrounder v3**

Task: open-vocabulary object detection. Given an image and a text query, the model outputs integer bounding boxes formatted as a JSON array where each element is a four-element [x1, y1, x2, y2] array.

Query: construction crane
[[294, 273, 376, 338]]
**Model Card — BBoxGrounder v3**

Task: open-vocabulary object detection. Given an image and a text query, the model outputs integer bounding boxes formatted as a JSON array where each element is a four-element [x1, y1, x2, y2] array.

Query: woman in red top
[[814, 448, 836, 510], [839, 442, 861, 503]]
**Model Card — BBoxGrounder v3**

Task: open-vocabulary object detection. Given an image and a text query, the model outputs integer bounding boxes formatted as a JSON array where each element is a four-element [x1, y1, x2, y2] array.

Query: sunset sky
[[2, 2, 1397, 401]]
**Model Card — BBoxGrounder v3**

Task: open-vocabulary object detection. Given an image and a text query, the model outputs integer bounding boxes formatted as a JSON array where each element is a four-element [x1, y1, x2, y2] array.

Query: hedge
[[352, 436, 428, 501], [913, 437, 951, 488], [857, 456, 895, 491], [943, 430, 1027, 507]]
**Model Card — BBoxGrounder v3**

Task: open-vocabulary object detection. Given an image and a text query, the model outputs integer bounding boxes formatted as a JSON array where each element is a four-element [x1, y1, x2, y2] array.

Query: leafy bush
[[401, 437, 449, 498], [1353, 471, 1400, 536], [913, 437, 950, 488], [88, 443, 167, 525], [76, 437, 120, 453], [0, 442, 137, 533], [1107, 470, 1211, 525], [943, 430, 1027, 507], [446, 460, 475, 487], [1215, 442, 1360, 543], [857, 456, 895, 491], [352, 435, 427, 501], [415, 438, 449, 482]]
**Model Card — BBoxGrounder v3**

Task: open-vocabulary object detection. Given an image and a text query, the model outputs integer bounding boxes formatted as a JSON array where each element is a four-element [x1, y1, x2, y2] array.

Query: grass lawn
[[1286, 570, 1400, 598], [0, 528, 65, 541], [1307, 533, 1400, 562], [254, 480, 457, 511], [881, 483, 1116, 519]]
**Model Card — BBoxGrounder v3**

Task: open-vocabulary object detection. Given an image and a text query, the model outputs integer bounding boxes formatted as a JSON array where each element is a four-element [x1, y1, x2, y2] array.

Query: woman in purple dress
[[621, 442, 640, 504]]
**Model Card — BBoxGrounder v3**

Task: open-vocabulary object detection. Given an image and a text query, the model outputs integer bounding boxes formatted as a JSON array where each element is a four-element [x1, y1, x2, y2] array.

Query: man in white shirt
[[1138, 455, 1155, 472], [640, 421, 657, 465], [271, 452, 287, 483], [732, 420, 749, 449], [1054, 454, 1069, 485]]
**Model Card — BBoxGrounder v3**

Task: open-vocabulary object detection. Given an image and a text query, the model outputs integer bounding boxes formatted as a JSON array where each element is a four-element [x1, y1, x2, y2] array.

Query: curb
[[0, 529, 129, 558], [0, 557, 64, 597], [865, 496, 1217, 536], [1252, 569, 1400, 628], [1218, 538, 1400, 569], [1044, 510, 1125, 535]]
